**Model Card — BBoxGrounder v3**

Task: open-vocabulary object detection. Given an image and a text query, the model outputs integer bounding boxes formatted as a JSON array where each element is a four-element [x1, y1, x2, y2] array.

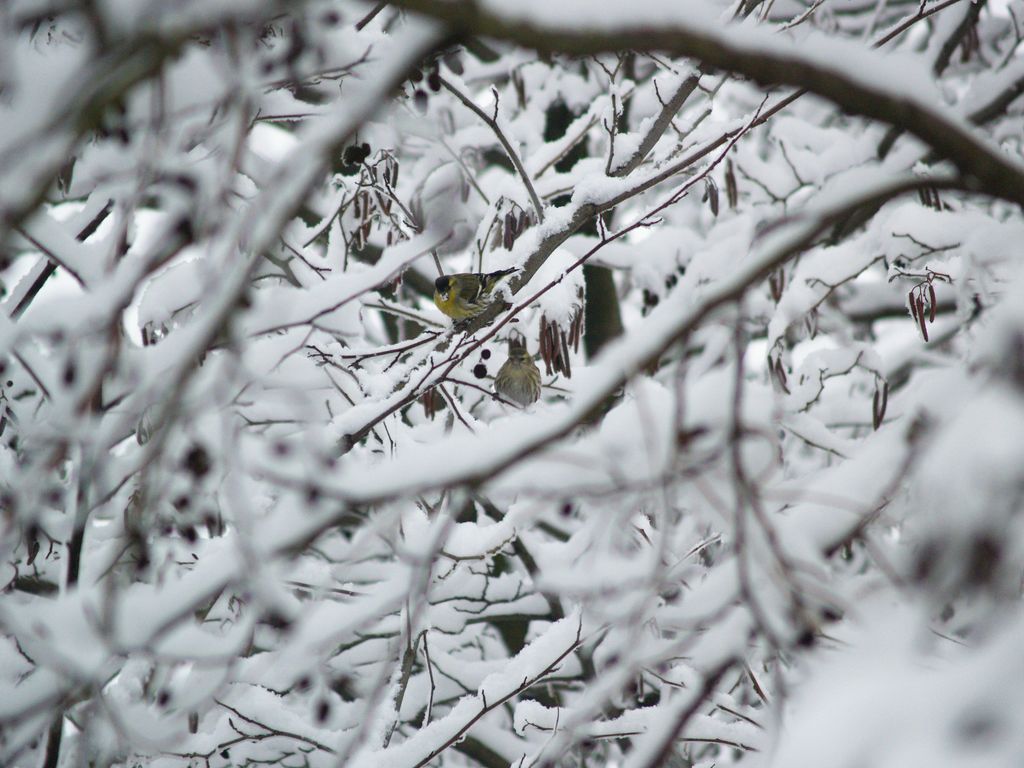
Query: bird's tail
[[480, 267, 518, 293]]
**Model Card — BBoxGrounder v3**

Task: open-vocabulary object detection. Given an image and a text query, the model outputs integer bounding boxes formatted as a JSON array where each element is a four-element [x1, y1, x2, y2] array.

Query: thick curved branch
[[609, 68, 703, 177]]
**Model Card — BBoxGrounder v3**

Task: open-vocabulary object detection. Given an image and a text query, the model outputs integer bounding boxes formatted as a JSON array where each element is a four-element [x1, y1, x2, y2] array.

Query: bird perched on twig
[[494, 335, 541, 407], [433, 268, 516, 321]]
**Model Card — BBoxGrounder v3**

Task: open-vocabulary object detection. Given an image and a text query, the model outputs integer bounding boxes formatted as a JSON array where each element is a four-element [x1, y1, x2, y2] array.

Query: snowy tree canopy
[[3, 0, 1024, 765]]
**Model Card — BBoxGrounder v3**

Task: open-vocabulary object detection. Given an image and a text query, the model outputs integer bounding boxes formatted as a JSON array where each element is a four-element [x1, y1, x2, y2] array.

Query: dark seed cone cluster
[[539, 304, 583, 379]]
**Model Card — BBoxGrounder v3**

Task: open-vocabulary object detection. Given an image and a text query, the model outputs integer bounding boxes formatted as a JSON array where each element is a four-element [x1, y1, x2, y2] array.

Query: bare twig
[[439, 75, 545, 223]]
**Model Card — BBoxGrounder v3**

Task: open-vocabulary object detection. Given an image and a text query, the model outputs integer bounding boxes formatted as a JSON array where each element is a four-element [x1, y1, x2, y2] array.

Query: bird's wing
[[458, 276, 486, 302]]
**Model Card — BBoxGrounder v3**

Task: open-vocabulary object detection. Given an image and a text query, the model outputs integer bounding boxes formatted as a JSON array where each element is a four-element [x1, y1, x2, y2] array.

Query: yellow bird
[[494, 335, 541, 407], [433, 268, 516, 321]]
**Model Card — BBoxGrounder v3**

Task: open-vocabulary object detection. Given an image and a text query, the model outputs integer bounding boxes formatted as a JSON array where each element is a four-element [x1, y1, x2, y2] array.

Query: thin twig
[[355, 1, 389, 31], [439, 75, 545, 223]]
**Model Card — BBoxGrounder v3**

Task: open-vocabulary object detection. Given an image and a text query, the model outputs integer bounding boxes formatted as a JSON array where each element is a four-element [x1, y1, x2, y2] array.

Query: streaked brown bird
[[433, 268, 516, 321], [494, 335, 541, 407]]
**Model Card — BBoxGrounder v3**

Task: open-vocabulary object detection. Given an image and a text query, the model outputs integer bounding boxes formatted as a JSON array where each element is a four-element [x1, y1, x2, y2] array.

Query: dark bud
[[272, 441, 290, 456], [174, 216, 194, 243], [410, 68, 423, 83], [796, 628, 816, 647], [156, 689, 171, 707], [703, 177, 719, 216], [172, 495, 190, 512], [481, 349, 491, 360], [320, 10, 340, 25], [965, 533, 1001, 587], [62, 360, 76, 387], [414, 90, 428, 113], [638, 689, 660, 707], [181, 525, 198, 544], [315, 699, 330, 723], [183, 444, 211, 478], [661, 584, 681, 604], [344, 143, 370, 165], [170, 173, 197, 192], [296, 676, 312, 692], [560, 502, 573, 517], [331, 674, 356, 700], [912, 538, 940, 583], [427, 71, 441, 92], [443, 51, 463, 75], [265, 610, 292, 631], [25, 522, 38, 565], [472, 363, 487, 379], [306, 485, 321, 505], [220, 749, 230, 759]]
